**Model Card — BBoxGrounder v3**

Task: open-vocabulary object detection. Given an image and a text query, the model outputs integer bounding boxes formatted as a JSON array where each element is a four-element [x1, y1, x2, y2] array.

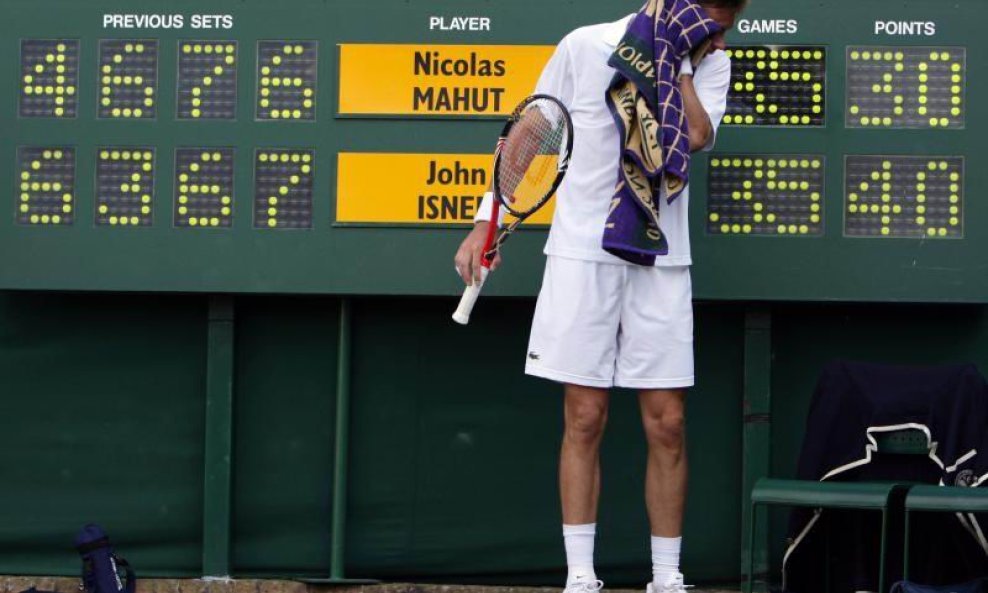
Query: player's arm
[[681, 50, 732, 153], [680, 73, 713, 152]]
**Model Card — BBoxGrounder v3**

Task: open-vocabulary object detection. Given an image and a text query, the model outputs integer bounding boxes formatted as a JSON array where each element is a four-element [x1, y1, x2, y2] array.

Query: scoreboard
[[0, 0, 984, 302]]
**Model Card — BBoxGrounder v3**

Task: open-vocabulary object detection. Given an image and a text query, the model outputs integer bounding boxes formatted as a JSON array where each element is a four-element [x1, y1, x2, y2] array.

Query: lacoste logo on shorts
[[528, 351, 540, 360]]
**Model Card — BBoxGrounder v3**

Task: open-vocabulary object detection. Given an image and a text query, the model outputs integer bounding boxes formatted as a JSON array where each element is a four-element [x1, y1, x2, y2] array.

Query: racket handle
[[452, 267, 490, 325]]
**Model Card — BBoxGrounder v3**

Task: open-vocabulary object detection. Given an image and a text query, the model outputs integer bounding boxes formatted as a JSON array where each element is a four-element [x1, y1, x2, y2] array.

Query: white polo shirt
[[476, 14, 731, 267]]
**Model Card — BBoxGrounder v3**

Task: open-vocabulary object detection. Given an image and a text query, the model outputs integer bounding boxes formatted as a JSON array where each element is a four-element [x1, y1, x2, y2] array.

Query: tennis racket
[[452, 94, 574, 325]]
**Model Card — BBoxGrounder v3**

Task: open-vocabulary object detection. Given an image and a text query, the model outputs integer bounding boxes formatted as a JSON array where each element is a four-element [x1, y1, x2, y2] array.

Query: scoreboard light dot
[[221, 206, 231, 216], [188, 216, 197, 226], [950, 217, 959, 226], [19, 204, 28, 213]]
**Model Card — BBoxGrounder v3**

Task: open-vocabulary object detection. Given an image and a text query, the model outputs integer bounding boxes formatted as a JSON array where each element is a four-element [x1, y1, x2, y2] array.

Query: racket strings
[[498, 99, 569, 215]]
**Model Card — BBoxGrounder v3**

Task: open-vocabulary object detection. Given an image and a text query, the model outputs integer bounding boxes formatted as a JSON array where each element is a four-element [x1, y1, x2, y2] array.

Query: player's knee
[[643, 410, 685, 451], [564, 400, 608, 445]]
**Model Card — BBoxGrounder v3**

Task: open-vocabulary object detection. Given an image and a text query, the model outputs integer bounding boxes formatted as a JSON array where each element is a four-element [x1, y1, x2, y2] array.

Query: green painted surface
[[0, 0, 983, 301], [231, 297, 339, 576], [203, 296, 235, 576], [0, 292, 206, 576]]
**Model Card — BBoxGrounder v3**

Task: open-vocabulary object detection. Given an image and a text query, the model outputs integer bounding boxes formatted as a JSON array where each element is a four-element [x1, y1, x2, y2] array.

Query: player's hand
[[454, 222, 502, 286]]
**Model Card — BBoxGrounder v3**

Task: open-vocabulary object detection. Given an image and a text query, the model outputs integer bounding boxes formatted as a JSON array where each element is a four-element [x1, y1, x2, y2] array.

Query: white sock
[[563, 523, 597, 585], [651, 535, 682, 585]]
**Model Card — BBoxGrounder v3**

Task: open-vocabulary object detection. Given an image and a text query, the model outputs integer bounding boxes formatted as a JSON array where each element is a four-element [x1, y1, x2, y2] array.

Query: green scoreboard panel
[[0, 0, 985, 303]]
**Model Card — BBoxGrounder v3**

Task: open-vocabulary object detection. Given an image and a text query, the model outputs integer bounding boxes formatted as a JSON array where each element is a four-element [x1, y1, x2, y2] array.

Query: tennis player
[[454, 1, 742, 591]]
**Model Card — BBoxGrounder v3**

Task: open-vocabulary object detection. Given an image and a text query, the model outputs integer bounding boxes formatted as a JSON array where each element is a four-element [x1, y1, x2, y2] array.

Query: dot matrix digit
[[253, 149, 314, 229], [844, 156, 963, 238], [177, 41, 238, 119], [175, 148, 235, 228], [847, 46, 965, 128], [98, 39, 158, 120], [723, 46, 826, 127], [19, 39, 79, 118], [16, 147, 75, 225], [707, 155, 825, 236], [95, 147, 155, 227], [255, 41, 318, 121]]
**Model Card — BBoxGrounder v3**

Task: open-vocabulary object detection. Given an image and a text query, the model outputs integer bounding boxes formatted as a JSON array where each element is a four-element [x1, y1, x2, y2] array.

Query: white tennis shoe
[[646, 573, 691, 593], [564, 577, 604, 593]]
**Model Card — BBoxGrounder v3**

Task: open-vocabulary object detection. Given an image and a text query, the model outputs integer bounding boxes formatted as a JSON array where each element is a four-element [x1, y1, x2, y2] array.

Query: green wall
[[2, 293, 987, 586], [0, 293, 745, 586]]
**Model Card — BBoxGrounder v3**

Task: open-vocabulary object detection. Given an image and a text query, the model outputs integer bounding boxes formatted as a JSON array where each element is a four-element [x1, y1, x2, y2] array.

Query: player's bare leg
[[639, 389, 688, 591], [560, 384, 609, 591]]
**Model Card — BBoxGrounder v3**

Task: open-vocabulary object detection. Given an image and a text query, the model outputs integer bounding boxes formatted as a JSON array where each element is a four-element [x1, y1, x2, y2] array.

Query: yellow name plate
[[337, 44, 554, 116], [336, 153, 555, 225]]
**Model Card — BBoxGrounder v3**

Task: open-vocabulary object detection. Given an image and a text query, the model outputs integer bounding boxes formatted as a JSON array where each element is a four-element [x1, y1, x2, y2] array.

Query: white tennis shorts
[[525, 256, 694, 389]]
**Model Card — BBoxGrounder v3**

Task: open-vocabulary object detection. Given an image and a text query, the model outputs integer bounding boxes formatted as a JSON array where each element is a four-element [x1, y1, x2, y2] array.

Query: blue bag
[[891, 579, 988, 593], [74, 524, 135, 593]]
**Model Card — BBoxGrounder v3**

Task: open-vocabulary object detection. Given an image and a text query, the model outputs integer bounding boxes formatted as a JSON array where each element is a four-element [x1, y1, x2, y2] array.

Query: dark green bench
[[746, 430, 929, 593], [747, 478, 904, 593], [903, 485, 988, 580]]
